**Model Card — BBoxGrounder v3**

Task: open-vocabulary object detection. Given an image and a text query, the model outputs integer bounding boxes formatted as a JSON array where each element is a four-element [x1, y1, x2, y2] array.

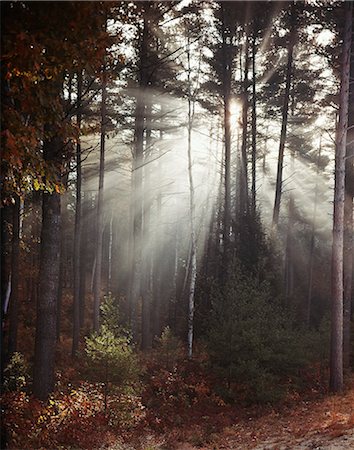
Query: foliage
[[1, 383, 145, 449], [84, 297, 139, 411], [154, 326, 185, 370], [206, 268, 329, 404], [3, 352, 30, 392]]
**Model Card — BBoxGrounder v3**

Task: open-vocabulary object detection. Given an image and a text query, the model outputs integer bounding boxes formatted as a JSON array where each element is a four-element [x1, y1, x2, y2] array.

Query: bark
[[72, 72, 82, 355], [8, 196, 20, 356], [93, 68, 107, 333], [33, 136, 61, 401], [251, 28, 257, 216], [79, 190, 87, 328], [221, 4, 232, 274], [131, 13, 148, 342], [343, 39, 354, 370], [330, 1, 352, 393], [306, 137, 322, 327], [153, 120, 163, 338], [272, 4, 296, 230], [141, 99, 152, 350], [186, 36, 197, 359], [239, 25, 250, 217]]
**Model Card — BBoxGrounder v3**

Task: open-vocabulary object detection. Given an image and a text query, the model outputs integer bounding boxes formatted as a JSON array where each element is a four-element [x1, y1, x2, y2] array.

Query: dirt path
[[174, 380, 354, 450]]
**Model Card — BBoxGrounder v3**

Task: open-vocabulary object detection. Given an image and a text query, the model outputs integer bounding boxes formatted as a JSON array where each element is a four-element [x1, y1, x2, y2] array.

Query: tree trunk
[[343, 37, 354, 370], [306, 136, 322, 327], [186, 36, 197, 359], [93, 67, 107, 333], [330, 1, 352, 393], [72, 72, 82, 355], [79, 190, 87, 328], [33, 136, 61, 401], [251, 28, 257, 216], [131, 14, 148, 342], [221, 5, 232, 275], [7, 195, 20, 356], [141, 99, 152, 350], [272, 4, 296, 229], [240, 25, 249, 217]]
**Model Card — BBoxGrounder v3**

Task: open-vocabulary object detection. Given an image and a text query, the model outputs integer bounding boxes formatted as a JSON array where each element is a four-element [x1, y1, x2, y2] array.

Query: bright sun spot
[[229, 100, 242, 125]]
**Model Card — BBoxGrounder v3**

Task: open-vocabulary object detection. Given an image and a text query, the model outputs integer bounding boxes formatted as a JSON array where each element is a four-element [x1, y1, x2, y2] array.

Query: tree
[[33, 127, 62, 400], [272, 2, 297, 230], [330, 0, 352, 393]]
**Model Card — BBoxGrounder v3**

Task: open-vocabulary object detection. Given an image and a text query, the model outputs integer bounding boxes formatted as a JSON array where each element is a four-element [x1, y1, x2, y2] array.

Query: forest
[[1, 0, 353, 449]]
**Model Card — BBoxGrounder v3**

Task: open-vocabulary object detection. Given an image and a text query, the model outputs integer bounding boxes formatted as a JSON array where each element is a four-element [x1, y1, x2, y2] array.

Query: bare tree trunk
[[72, 72, 82, 355], [240, 25, 249, 217], [186, 36, 197, 359], [343, 45, 354, 370], [79, 190, 87, 328], [8, 195, 20, 356], [221, 5, 232, 274], [141, 100, 152, 350], [306, 136, 322, 327], [93, 68, 107, 332], [33, 135, 61, 401], [131, 13, 148, 342], [330, 1, 352, 393], [272, 4, 296, 229], [251, 28, 257, 216], [107, 212, 113, 293]]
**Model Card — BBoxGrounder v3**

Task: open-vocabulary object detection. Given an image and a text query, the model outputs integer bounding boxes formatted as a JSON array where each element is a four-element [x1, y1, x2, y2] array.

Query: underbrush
[[2, 383, 146, 449]]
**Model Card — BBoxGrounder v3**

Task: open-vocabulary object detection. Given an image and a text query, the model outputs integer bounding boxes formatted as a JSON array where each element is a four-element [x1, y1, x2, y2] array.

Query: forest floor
[[129, 376, 354, 450]]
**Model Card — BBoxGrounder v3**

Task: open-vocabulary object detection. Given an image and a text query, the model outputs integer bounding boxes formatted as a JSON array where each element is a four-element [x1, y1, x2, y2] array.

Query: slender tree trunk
[[79, 190, 87, 328], [330, 1, 352, 392], [72, 72, 82, 355], [131, 15, 148, 342], [221, 6, 232, 274], [153, 120, 163, 338], [141, 100, 152, 350], [306, 136, 322, 327], [186, 37, 197, 359], [56, 172, 68, 341], [7, 196, 20, 356], [251, 28, 257, 216], [33, 135, 62, 401], [93, 68, 107, 332], [272, 4, 296, 229], [343, 41, 354, 370], [240, 26, 249, 217]]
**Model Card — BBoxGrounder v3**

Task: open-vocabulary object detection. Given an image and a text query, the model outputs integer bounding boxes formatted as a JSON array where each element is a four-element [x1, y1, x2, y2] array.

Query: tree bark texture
[[33, 137, 61, 401], [251, 28, 257, 216], [186, 36, 197, 359], [8, 195, 20, 356], [343, 32, 354, 370], [330, 1, 352, 393]]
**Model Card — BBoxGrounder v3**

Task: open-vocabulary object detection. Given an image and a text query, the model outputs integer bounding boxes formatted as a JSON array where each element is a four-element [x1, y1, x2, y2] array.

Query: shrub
[[84, 297, 139, 411], [3, 352, 30, 392], [206, 268, 328, 404]]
